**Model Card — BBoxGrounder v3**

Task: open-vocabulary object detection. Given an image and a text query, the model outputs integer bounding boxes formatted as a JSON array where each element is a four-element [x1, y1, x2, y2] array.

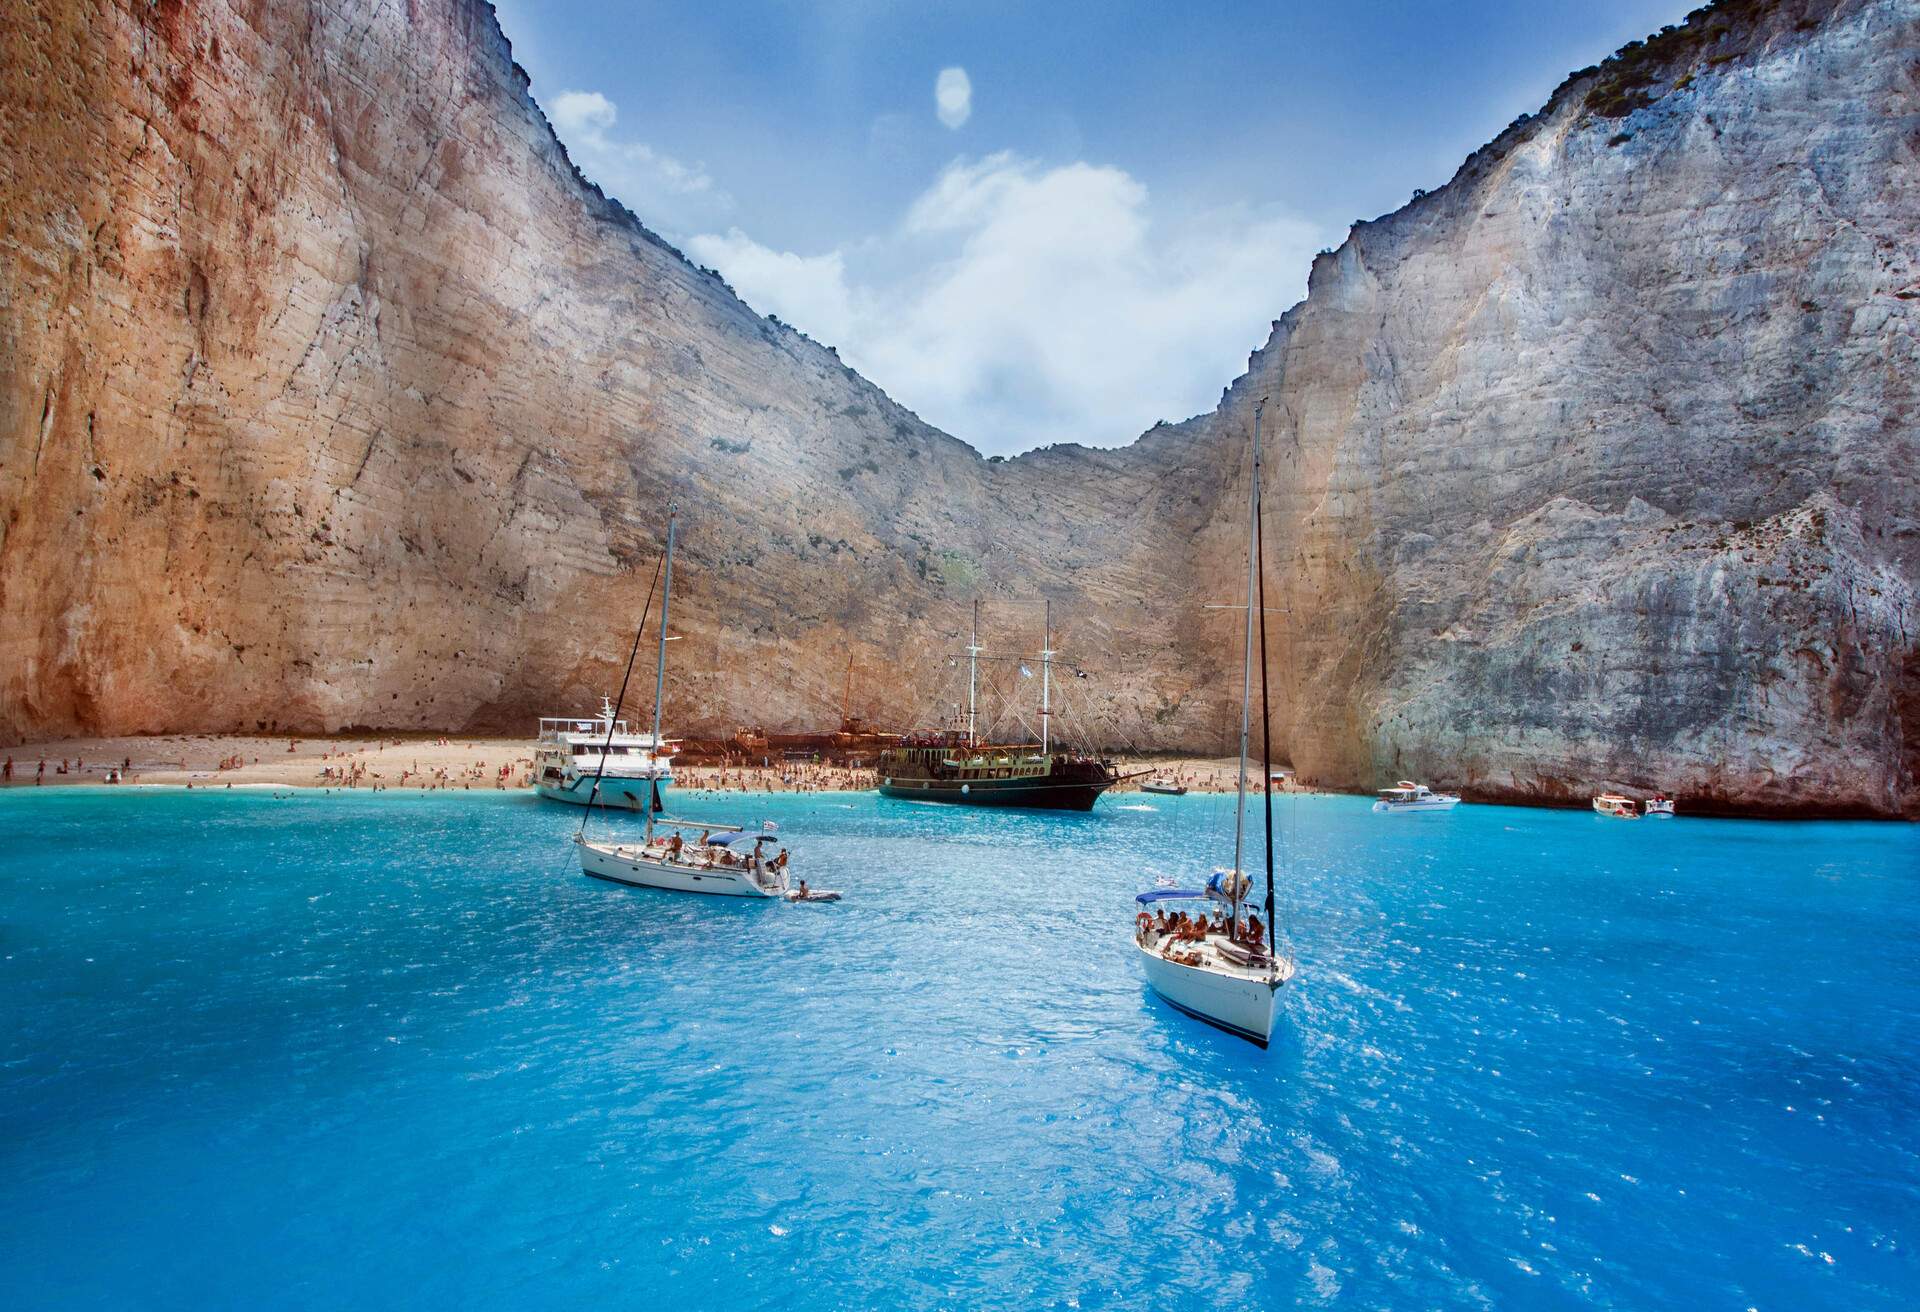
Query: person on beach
[[37, 759, 46, 784], [2, 757, 10, 783]]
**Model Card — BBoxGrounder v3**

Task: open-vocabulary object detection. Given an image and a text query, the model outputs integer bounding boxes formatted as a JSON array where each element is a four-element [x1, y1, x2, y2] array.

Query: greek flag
[[1019, 664, 1033, 679]]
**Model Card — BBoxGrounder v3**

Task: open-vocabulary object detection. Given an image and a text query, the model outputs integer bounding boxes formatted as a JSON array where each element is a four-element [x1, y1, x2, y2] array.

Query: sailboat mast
[[1041, 598, 1053, 755], [967, 597, 982, 745], [1232, 404, 1262, 887], [647, 505, 677, 837], [1254, 399, 1277, 957]]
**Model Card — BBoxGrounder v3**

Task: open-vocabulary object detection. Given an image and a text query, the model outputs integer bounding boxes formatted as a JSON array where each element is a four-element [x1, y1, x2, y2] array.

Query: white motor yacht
[[1642, 794, 1676, 817], [533, 697, 673, 810], [1593, 792, 1639, 818], [1372, 781, 1461, 813]]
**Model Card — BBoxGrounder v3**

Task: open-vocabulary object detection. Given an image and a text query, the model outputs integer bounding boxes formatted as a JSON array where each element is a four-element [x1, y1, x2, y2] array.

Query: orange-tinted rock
[[1, 0, 1914, 816]]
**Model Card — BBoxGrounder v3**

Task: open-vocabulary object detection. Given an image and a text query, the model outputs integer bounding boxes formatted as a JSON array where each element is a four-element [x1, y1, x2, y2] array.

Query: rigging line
[[1050, 678, 1106, 755], [1255, 399, 1278, 958], [577, 551, 667, 839], [1096, 695, 1147, 760]]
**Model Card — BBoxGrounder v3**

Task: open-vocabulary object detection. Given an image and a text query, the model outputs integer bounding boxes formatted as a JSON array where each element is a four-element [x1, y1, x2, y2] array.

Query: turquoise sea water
[[1, 786, 1915, 1309]]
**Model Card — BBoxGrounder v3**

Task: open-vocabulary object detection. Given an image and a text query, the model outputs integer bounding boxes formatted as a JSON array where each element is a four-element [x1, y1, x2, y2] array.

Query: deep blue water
[[1, 786, 1915, 1310]]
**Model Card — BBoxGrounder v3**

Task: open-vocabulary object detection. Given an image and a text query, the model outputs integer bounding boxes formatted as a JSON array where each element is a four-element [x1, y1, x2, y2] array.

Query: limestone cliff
[[1173, 0, 1920, 816], [0, 0, 1208, 752], [1, 0, 1914, 815]]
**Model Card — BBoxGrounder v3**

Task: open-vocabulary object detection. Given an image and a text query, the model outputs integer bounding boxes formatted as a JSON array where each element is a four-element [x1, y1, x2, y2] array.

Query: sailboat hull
[[577, 839, 786, 898], [1137, 942, 1284, 1046]]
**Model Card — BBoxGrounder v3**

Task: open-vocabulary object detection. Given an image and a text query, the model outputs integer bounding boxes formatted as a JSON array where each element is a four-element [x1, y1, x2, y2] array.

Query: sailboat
[[574, 507, 795, 899], [1134, 400, 1295, 1046], [876, 600, 1125, 810]]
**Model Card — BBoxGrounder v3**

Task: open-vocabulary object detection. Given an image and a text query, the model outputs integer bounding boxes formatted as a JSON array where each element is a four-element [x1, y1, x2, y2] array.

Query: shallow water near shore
[[1, 787, 1915, 1309]]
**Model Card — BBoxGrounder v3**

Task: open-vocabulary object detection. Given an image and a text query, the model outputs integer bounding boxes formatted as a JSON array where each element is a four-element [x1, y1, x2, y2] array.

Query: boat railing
[[538, 715, 640, 740]]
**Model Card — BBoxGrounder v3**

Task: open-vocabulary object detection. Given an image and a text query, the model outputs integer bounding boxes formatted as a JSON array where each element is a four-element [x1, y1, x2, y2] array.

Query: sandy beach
[[0, 734, 1298, 797]]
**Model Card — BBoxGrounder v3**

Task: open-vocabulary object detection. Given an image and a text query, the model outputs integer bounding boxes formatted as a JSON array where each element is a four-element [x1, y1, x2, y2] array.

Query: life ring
[[1136, 912, 1153, 934]]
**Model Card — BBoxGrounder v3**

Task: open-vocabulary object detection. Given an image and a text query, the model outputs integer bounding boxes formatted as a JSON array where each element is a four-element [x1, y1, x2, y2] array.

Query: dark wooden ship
[[875, 600, 1126, 811], [877, 732, 1120, 810]]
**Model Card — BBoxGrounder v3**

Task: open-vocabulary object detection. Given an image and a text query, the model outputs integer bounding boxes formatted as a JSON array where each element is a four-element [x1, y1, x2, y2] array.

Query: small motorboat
[[1372, 781, 1461, 813], [1642, 794, 1676, 817], [784, 886, 842, 903], [1592, 793, 1639, 818], [1140, 775, 1188, 796]]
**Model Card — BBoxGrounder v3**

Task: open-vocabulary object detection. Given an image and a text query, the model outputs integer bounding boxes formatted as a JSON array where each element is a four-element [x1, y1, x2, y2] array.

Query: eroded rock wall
[[0, 0, 1209, 748], [1, 0, 1914, 814], [1175, 0, 1920, 814]]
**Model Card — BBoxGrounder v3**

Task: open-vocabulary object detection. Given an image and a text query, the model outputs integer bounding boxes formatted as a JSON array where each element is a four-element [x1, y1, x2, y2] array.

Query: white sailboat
[[1134, 400, 1295, 1047], [573, 507, 804, 900]]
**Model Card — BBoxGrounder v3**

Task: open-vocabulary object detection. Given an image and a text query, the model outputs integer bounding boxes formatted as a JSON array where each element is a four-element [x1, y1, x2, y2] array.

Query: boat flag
[[1019, 664, 1033, 678]]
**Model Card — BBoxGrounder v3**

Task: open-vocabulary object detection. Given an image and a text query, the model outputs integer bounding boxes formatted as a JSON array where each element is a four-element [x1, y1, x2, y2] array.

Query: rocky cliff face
[[1, 0, 1914, 815], [1171, 0, 1920, 816], [0, 0, 1211, 750]]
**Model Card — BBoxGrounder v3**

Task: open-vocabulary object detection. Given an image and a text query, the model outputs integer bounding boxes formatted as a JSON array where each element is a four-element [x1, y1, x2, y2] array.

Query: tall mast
[[1041, 598, 1053, 755], [966, 597, 982, 745], [1255, 399, 1277, 956], [1232, 404, 1262, 884], [646, 504, 677, 836]]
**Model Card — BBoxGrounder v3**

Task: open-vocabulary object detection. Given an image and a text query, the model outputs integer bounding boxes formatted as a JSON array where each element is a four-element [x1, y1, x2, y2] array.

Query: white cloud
[[549, 89, 617, 136], [546, 88, 730, 236], [685, 229, 856, 346], [690, 153, 1327, 454], [935, 67, 972, 130]]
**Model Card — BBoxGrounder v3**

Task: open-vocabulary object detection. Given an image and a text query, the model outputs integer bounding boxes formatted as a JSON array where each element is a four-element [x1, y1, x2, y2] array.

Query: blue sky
[[494, 0, 1687, 454]]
